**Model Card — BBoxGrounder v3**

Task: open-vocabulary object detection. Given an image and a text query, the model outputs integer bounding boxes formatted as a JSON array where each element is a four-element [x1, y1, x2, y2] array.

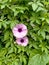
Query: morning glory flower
[[12, 24, 28, 38], [16, 37, 28, 46]]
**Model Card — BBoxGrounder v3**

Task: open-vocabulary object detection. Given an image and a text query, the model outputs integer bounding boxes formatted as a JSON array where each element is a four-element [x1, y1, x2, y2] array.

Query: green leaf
[[8, 47, 13, 54], [46, 18, 49, 24], [2, 21, 7, 28], [10, 20, 18, 29], [36, 7, 47, 12], [0, 48, 7, 57], [28, 53, 49, 65], [41, 31, 45, 39], [1, 5, 5, 9], [5, 42, 11, 48], [38, 30, 45, 39], [46, 35, 49, 40], [32, 3, 38, 11], [4, 31, 9, 41]]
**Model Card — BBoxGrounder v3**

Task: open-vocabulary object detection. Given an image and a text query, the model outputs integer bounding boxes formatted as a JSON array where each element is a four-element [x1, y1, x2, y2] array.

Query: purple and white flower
[[12, 24, 28, 38], [16, 37, 28, 46]]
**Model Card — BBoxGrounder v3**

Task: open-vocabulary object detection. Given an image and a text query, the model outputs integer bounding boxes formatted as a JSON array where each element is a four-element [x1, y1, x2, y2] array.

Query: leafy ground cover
[[0, 0, 49, 65]]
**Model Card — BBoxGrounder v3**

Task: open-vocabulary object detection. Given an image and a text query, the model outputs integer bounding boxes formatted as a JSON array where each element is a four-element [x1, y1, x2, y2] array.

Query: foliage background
[[0, 0, 49, 65]]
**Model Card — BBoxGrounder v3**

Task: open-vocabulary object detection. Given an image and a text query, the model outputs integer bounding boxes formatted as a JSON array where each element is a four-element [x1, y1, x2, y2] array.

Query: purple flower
[[16, 37, 28, 46], [12, 24, 28, 38]]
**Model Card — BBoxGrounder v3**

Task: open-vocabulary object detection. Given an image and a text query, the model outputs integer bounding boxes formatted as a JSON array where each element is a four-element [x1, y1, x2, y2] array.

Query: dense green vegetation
[[0, 0, 49, 65]]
